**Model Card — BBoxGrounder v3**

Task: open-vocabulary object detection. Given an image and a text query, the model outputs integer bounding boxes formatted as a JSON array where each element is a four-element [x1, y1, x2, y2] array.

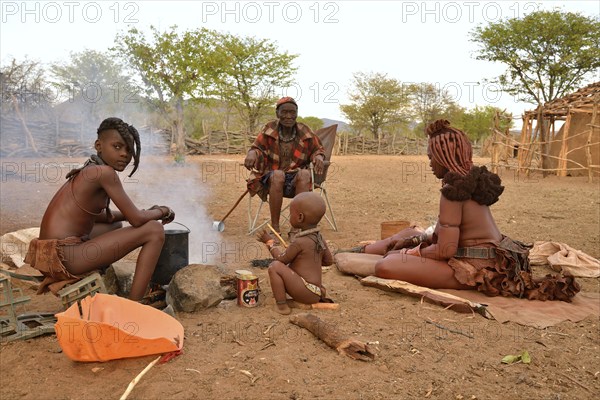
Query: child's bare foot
[[275, 301, 291, 315]]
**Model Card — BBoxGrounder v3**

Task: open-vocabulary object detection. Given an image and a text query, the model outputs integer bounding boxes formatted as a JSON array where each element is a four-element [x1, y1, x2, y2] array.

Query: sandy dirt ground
[[1, 154, 599, 400]]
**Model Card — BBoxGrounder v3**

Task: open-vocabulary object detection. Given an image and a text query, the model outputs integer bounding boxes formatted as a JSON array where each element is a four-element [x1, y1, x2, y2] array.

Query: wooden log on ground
[[289, 313, 376, 361], [360, 276, 492, 318]]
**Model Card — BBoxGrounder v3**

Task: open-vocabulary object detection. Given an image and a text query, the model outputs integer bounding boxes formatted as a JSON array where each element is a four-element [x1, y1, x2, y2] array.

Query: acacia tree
[[1, 58, 54, 153], [471, 10, 600, 105], [212, 32, 298, 134], [471, 10, 599, 174], [340, 72, 410, 139], [1, 57, 51, 113], [409, 82, 458, 135], [458, 106, 513, 143], [113, 26, 219, 159], [51, 49, 137, 123]]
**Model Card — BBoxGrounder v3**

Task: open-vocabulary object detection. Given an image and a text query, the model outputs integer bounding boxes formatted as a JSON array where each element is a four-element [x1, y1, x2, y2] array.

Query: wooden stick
[[120, 356, 161, 400], [311, 302, 340, 310], [219, 189, 249, 223], [266, 223, 288, 247], [425, 319, 474, 339], [289, 313, 375, 361], [558, 372, 592, 392]]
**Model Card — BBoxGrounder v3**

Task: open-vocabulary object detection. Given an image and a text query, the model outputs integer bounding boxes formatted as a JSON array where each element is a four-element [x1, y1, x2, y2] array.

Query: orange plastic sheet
[[55, 293, 184, 362]]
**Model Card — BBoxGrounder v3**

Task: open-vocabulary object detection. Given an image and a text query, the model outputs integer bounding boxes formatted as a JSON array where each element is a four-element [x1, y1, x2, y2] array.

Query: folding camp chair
[[248, 124, 339, 234]]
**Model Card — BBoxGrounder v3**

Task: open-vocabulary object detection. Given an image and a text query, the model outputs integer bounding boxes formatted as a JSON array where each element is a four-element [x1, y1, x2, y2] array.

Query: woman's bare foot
[[275, 301, 291, 315]]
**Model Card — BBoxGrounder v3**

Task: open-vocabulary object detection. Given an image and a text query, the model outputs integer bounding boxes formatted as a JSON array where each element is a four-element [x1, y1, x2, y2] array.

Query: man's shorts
[[260, 170, 298, 198]]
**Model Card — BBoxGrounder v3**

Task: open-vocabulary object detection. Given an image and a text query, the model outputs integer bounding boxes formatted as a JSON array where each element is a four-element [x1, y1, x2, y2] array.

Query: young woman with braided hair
[[369, 119, 579, 301], [25, 117, 175, 301]]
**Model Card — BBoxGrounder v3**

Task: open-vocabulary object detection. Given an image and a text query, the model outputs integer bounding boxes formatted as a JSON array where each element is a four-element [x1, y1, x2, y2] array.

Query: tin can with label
[[235, 270, 259, 307]]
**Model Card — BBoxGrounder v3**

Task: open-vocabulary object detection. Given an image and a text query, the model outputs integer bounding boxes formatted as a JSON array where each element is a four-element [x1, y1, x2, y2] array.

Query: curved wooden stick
[[120, 356, 161, 400], [266, 223, 288, 247]]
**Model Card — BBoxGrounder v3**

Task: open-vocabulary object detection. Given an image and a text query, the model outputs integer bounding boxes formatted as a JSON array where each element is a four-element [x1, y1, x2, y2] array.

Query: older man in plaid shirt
[[245, 97, 326, 235]]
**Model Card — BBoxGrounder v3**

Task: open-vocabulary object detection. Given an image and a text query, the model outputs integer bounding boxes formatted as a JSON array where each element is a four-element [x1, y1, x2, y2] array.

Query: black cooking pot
[[151, 222, 190, 285]]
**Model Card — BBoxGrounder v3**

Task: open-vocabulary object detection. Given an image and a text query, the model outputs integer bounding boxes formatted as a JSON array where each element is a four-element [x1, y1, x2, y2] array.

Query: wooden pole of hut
[[490, 112, 500, 174], [557, 109, 572, 177], [517, 114, 530, 174], [522, 111, 541, 177], [504, 120, 514, 160], [526, 124, 541, 177], [537, 105, 552, 177]]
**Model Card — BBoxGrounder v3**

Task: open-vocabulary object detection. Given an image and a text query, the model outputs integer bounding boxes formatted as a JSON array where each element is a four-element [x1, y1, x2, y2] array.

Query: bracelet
[[409, 235, 421, 245], [149, 205, 172, 220], [408, 233, 429, 246]]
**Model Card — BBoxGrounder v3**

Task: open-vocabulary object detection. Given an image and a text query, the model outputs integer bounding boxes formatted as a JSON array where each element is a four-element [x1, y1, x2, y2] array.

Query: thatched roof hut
[[518, 82, 599, 179]]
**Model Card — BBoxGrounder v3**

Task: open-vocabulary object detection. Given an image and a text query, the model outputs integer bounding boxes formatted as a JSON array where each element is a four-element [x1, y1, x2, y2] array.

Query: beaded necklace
[[278, 125, 296, 143]]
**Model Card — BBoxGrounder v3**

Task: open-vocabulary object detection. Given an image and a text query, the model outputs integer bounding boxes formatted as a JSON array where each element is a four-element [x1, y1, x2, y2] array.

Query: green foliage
[[409, 83, 457, 125], [456, 106, 513, 142], [502, 350, 531, 365], [297, 116, 323, 131], [113, 26, 219, 102], [409, 83, 462, 137], [50, 49, 139, 121], [112, 26, 220, 158], [1, 57, 52, 112], [212, 32, 298, 133], [341, 72, 411, 139], [471, 10, 600, 105]]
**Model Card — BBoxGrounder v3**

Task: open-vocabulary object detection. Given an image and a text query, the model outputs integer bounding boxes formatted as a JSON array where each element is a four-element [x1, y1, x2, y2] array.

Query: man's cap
[[276, 97, 297, 109]]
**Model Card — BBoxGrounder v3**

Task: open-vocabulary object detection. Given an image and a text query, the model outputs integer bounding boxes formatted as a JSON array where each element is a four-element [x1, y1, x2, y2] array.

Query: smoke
[[124, 155, 221, 265]]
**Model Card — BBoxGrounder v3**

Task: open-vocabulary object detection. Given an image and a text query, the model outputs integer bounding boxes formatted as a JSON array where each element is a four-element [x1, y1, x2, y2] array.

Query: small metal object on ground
[[235, 270, 260, 307], [212, 189, 249, 231]]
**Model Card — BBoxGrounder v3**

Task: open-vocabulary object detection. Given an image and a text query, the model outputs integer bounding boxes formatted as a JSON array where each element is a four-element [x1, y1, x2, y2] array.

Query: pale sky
[[1, 0, 599, 127]]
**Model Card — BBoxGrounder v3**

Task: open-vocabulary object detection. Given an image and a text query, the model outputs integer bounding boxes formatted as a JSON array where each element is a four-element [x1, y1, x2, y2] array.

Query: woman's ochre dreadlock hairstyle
[[426, 119, 472, 176], [97, 117, 141, 177], [426, 119, 504, 205]]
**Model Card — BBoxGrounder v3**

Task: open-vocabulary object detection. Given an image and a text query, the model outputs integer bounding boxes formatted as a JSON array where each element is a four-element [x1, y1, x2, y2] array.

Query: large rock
[[103, 261, 135, 296], [167, 264, 225, 312], [1, 227, 40, 268]]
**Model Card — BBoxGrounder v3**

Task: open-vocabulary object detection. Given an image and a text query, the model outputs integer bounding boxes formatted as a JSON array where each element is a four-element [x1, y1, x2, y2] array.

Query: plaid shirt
[[247, 120, 325, 197]]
